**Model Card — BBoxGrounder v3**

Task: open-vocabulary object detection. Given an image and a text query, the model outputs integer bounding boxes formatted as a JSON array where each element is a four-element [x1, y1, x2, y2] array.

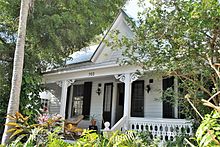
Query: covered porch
[[42, 63, 193, 141]]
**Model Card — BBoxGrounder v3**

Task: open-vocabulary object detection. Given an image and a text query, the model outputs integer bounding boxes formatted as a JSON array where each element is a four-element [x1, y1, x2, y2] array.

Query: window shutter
[[82, 82, 92, 117], [162, 77, 174, 118], [131, 80, 144, 117], [65, 86, 71, 119]]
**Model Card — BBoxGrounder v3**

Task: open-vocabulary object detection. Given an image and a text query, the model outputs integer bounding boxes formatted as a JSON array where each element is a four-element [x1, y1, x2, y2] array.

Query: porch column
[[174, 77, 178, 118], [115, 73, 139, 125], [56, 79, 75, 117]]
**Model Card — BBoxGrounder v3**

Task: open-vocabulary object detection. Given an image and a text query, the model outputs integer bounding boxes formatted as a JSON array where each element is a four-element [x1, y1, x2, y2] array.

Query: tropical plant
[[195, 110, 220, 146], [4, 112, 64, 146], [185, 100, 220, 147]]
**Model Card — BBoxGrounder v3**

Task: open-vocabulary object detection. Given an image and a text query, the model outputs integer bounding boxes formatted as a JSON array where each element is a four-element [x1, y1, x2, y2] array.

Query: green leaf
[[5, 122, 21, 128], [6, 128, 16, 133], [10, 129, 24, 139]]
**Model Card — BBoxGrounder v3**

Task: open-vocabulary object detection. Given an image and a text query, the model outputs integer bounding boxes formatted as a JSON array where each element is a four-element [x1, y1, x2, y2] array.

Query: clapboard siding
[[142, 74, 163, 118], [45, 83, 62, 114]]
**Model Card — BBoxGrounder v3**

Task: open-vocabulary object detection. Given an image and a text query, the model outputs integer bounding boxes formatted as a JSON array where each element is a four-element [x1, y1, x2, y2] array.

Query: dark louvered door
[[82, 82, 92, 117], [103, 83, 113, 127], [131, 80, 144, 117], [163, 77, 174, 118]]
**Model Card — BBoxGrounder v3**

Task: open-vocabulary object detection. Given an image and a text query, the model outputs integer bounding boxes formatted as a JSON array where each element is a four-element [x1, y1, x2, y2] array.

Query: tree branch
[[207, 54, 220, 79], [208, 91, 220, 102], [172, 71, 212, 97]]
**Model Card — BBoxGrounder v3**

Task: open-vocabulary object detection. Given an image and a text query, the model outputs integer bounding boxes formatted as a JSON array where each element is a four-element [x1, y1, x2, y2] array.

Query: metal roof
[[65, 44, 98, 65]]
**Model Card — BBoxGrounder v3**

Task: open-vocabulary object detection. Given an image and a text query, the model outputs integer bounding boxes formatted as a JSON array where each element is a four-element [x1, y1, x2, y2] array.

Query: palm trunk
[[1, 0, 30, 144]]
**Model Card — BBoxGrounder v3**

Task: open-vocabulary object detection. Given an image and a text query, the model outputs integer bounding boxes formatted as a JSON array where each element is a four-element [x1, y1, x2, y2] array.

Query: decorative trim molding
[[114, 74, 126, 82], [130, 73, 139, 83], [67, 79, 75, 87], [56, 81, 62, 87], [115, 73, 139, 83]]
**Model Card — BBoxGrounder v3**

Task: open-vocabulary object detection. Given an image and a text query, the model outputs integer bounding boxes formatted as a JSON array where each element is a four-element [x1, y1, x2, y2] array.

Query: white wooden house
[[41, 11, 193, 142]]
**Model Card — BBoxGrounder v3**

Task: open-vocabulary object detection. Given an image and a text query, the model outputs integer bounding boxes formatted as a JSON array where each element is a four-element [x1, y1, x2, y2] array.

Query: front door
[[131, 80, 144, 117], [103, 83, 113, 127]]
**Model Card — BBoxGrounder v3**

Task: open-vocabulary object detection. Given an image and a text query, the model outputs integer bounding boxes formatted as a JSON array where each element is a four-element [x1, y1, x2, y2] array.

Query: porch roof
[[43, 60, 118, 75]]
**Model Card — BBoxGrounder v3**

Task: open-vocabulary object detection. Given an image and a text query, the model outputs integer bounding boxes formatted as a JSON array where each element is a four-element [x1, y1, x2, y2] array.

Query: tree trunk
[[1, 0, 30, 144]]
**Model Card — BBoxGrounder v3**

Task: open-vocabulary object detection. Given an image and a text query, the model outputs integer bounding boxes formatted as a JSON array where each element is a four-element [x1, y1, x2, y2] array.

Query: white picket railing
[[128, 117, 193, 142]]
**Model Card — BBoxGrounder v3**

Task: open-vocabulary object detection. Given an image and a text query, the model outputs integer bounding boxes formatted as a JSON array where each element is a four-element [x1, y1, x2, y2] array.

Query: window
[[71, 85, 84, 117], [66, 82, 92, 118]]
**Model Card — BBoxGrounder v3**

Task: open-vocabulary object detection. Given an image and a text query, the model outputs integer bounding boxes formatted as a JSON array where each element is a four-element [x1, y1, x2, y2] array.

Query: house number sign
[[89, 72, 95, 76]]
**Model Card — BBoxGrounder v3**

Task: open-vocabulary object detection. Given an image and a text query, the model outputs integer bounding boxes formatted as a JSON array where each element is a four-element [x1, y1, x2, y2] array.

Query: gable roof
[[90, 10, 130, 63], [65, 9, 131, 65]]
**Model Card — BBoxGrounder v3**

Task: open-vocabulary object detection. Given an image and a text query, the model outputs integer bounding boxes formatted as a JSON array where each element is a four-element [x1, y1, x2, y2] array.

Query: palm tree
[[1, 0, 31, 144]]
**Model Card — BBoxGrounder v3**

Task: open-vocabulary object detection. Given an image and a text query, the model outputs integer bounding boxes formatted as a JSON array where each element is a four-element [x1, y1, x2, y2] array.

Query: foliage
[[20, 72, 43, 124], [110, 0, 220, 146], [72, 130, 158, 147], [194, 109, 220, 146], [111, 0, 220, 120], [47, 137, 70, 147], [72, 130, 108, 147], [107, 130, 143, 147], [5, 112, 64, 146], [4, 117, 159, 147], [165, 134, 191, 147]]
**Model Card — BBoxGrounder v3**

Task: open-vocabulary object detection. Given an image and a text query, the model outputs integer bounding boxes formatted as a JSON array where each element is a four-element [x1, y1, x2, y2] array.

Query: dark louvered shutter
[[163, 77, 174, 118], [82, 82, 92, 117], [65, 86, 71, 119], [131, 80, 144, 117]]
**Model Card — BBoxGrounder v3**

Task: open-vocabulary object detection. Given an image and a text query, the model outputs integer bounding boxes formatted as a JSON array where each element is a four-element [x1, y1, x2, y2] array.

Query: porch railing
[[128, 117, 193, 142], [111, 115, 127, 131]]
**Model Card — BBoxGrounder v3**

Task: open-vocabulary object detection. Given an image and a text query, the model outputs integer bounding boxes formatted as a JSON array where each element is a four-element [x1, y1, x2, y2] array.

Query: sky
[[124, 0, 151, 20]]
